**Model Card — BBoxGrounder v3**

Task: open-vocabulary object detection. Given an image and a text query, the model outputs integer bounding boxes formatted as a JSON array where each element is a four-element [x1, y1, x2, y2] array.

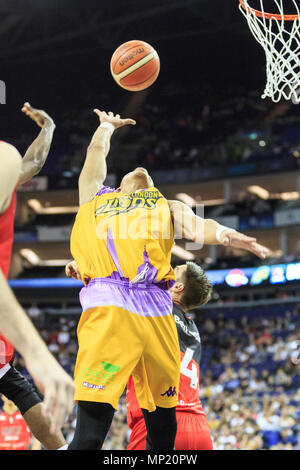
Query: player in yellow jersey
[[68, 109, 270, 450]]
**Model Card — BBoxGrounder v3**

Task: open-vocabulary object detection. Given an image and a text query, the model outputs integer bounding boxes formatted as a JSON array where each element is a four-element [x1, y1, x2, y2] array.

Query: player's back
[[71, 186, 175, 287], [173, 304, 204, 415]]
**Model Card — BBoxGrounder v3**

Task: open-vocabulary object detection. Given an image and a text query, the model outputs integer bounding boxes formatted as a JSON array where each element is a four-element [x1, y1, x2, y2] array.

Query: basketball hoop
[[238, 0, 300, 103]]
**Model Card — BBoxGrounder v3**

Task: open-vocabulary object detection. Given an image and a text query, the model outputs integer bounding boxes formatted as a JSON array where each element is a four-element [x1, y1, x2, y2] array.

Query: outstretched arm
[[168, 200, 269, 259], [78, 110, 136, 206], [18, 102, 56, 186]]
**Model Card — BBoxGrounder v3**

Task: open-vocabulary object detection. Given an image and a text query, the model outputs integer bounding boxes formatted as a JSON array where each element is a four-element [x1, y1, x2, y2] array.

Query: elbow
[[32, 162, 43, 175]]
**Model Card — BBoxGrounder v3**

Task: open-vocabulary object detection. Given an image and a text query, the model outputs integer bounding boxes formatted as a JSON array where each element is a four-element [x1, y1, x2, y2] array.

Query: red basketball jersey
[[126, 304, 205, 429], [0, 189, 17, 369], [0, 410, 31, 450]]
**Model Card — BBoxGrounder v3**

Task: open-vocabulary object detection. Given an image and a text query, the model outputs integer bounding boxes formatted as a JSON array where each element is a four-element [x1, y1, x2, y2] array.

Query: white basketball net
[[239, 0, 300, 103]]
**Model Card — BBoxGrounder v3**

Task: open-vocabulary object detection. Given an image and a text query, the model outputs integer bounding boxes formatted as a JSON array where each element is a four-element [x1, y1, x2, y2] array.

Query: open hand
[[94, 109, 136, 129], [22, 102, 55, 129], [26, 351, 74, 435], [220, 230, 270, 259]]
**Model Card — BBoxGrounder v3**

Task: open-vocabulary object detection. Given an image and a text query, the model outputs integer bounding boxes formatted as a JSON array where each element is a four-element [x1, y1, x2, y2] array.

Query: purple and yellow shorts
[[73, 278, 181, 412]]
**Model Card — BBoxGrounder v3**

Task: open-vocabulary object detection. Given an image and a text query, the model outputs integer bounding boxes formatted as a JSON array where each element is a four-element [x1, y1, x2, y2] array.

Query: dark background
[[0, 0, 268, 141]]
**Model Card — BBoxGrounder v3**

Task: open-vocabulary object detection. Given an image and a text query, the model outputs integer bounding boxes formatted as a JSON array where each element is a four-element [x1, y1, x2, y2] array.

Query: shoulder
[[167, 199, 186, 214], [78, 186, 117, 209], [0, 142, 22, 214], [0, 141, 22, 169]]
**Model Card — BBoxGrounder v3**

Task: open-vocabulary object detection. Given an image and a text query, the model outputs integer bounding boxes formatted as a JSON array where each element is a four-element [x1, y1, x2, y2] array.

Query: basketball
[[110, 40, 160, 92]]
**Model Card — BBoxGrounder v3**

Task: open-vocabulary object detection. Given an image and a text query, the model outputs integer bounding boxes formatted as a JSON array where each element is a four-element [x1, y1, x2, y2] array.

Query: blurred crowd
[[9, 82, 300, 187], [131, 87, 300, 174], [197, 306, 300, 450], [3, 300, 298, 450]]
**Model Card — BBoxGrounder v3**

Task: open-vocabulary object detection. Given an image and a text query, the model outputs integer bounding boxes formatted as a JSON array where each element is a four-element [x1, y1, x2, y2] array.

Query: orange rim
[[239, 0, 299, 20]]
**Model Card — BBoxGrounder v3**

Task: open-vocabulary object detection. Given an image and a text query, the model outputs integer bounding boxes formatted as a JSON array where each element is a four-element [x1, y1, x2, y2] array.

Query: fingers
[[21, 102, 34, 116], [49, 383, 69, 435], [66, 267, 78, 280], [124, 119, 136, 126], [249, 242, 270, 259], [42, 381, 57, 431], [43, 378, 74, 435], [223, 232, 256, 247], [22, 101, 30, 111], [65, 264, 72, 277], [21, 101, 52, 128], [66, 262, 75, 277], [226, 232, 270, 259], [93, 108, 102, 116], [93, 109, 136, 126]]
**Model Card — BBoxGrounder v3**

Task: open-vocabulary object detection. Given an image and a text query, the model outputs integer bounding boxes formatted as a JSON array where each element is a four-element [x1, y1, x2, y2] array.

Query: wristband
[[216, 225, 236, 243], [100, 122, 115, 133]]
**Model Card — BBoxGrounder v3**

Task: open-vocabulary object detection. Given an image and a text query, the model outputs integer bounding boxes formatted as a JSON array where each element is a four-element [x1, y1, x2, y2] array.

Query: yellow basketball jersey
[[70, 186, 175, 286]]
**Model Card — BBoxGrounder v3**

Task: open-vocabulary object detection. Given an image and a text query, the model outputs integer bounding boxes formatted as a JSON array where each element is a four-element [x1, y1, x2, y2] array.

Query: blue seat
[[263, 430, 280, 447]]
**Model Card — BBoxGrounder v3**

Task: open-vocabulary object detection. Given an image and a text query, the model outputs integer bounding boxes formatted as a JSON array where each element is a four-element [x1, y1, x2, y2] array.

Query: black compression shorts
[[0, 364, 43, 415]]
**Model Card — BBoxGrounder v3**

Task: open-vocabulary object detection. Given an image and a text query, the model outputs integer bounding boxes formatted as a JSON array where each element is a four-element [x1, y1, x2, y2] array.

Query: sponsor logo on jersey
[[82, 382, 105, 391], [79, 361, 120, 385], [161, 386, 177, 398], [95, 191, 163, 218], [174, 314, 200, 343]]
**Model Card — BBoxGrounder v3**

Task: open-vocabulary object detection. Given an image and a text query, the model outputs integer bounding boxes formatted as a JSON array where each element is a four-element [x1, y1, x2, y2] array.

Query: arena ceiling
[[0, 0, 268, 139], [0, 0, 248, 64]]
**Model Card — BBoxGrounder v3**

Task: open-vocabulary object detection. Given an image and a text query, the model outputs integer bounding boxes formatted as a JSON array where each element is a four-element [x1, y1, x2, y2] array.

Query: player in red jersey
[[0, 102, 58, 370], [0, 395, 31, 450], [127, 262, 214, 450], [0, 105, 74, 444]]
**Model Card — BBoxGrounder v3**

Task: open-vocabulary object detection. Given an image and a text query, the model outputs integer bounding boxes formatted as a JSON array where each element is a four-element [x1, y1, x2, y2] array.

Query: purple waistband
[[79, 277, 173, 318]]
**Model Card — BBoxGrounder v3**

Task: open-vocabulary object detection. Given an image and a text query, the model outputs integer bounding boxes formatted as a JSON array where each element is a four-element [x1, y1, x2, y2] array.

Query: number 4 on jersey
[[180, 347, 198, 390]]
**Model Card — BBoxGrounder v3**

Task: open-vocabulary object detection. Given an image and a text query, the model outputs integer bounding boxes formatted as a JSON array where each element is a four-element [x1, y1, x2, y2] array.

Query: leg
[[0, 365, 66, 450], [71, 305, 144, 449], [133, 315, 180, 450], [127, 418, 148, 450], [142, 406, 177, 450], [68, 401, 114, 450]]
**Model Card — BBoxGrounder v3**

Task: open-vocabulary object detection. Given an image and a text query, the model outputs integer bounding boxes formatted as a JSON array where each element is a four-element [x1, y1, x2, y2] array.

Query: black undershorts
[[0, 363, 43, 415]]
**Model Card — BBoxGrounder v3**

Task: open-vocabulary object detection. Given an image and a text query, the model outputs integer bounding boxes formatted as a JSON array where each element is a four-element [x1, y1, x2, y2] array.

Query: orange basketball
[[110, 40, 160, 92]]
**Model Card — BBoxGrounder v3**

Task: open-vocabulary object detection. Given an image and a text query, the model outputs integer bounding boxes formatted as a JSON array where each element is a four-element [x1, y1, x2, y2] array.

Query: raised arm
[[78, 110, 136, 206], [168, 199, 269, 259], [18, 102, 56, 186]]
